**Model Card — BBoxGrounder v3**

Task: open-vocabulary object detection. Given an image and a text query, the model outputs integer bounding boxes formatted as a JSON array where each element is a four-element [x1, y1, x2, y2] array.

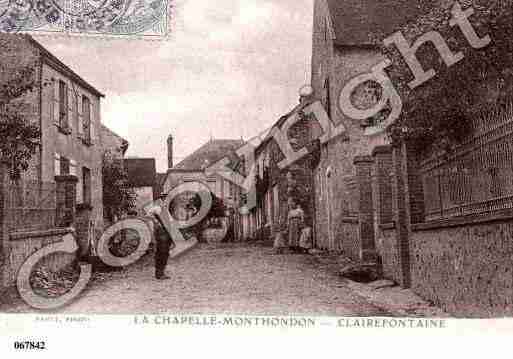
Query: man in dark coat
[[148, 199, 174, 280]]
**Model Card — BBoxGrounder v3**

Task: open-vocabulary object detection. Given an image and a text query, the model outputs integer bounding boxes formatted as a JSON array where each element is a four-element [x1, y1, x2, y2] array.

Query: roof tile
[[326, 0, 426, 45], [173, 139, 245, 170]]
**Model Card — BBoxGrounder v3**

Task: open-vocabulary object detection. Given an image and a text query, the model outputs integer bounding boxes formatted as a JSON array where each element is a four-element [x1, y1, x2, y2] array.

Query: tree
[[377, 0, 513, 151], [102, 150, 137, 222], [0, 34, 41, 180]]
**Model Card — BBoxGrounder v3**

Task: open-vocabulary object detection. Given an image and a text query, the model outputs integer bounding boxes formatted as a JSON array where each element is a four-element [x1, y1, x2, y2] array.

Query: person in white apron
[[287, 200, 304, 253]]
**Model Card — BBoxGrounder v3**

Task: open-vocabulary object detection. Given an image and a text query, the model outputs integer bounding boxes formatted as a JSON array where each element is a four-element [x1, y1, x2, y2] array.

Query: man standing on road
[[147, 198, 174, 280]]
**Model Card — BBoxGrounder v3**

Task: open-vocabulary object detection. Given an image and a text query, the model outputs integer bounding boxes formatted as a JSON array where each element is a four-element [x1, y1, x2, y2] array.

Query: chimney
[[167, 134, 173, 169], [299, 84, 314, 105]]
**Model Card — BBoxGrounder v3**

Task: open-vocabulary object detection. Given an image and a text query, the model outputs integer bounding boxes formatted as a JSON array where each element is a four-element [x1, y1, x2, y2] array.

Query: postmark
[[0, 0, 171, 36]]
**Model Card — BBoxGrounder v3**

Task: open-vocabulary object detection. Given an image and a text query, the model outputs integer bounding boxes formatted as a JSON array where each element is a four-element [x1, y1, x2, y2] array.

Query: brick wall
[[354, 156, 376, 261], [371, 146, 394, 225], [391, 144, 412, 287], [0, 170, 5, 290], [371, 145, 404, 282]]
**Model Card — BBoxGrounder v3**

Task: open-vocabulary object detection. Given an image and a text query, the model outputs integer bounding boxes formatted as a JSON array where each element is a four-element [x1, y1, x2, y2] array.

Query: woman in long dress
[[287, 200, 304, 252]]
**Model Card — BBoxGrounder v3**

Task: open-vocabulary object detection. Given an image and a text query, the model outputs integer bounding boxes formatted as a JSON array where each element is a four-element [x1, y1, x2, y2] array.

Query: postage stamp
[[0, 0, 171, 36]]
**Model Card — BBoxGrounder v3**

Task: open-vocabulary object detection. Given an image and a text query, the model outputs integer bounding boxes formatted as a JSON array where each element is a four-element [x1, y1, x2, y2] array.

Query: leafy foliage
[[375, 0, 513, 152], [102, 151, 137, 222], [0, 34, 41, 180]]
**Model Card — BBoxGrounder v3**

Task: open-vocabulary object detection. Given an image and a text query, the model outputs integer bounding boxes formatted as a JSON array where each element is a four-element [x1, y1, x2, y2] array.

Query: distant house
[[162, 136, 245, 209], [154, 172, 167, 199], [125, 158, 157, 212], [235, 100, 318, 242], [100, 124, 129, 160]]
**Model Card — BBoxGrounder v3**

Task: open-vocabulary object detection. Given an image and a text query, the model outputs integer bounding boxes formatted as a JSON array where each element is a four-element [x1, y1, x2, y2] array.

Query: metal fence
[[3, 179, 57, 233], [421, 102, 513, 221]]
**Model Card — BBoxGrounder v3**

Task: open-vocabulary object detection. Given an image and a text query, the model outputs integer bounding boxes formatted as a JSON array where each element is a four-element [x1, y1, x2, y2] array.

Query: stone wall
[[374, 226, 401, 282], [3, 227, 76, 287], [410, 220, 513, 317]]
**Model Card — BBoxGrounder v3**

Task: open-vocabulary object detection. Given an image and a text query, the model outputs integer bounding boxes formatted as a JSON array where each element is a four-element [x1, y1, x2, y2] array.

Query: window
[[273, 185, 280, 222], [265, 190, 271, 225], [324, 19, 328, 42], [229, 181, 234, 199], [82, 167, 91, 205], [317, 170, 321, 199], [240, 155, 246, 176], [324, 78, 331, 118], [82, 95, 91, 142], [59, 80, 68, 129], [60, 156, 70, 175]]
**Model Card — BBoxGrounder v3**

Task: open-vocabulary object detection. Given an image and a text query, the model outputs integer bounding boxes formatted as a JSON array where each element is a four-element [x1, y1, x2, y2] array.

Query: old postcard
[[1, 0, 513, 356]]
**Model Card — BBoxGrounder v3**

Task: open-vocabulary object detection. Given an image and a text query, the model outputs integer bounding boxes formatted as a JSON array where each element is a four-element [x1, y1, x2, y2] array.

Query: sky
[[34, 0, 314, 172]]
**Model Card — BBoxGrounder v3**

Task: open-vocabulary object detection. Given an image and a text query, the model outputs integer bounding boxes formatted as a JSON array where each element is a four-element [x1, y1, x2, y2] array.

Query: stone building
[[310, 0, 423, 258], [238, 101, 318, 243], [160, 137, 244, 241], [1, 34, 105, 286], [100, 124, 129, 160], [162, 137, 244, 208], [125, 158, 157, 213], [0, 34, 105, 231]]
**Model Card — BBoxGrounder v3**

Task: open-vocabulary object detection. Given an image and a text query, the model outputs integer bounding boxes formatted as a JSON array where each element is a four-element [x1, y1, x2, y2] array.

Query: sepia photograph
[[1, 0, 513, 355]]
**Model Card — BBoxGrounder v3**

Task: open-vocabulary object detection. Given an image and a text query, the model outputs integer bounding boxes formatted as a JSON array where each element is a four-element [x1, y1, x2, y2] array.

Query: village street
[[3, 242, 443, 316]]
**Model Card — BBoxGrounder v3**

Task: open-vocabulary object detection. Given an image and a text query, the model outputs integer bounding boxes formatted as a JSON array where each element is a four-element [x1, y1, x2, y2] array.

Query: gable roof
[[100, 124, 129, 154], [125, 158, 156, 188], [173, 139, 245, 171], [26, 35, 105, 97], [326, 0, 425, 45]]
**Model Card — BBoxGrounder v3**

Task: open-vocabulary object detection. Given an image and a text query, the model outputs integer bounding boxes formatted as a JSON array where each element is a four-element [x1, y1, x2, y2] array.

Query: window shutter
[[70, 159, 77, 176], [54, 153, 60, 176], [53, 79, 60, 126], [68, 86, 74, 132], [89, 100, 95, 144], [77, 94, 83, 138], [76, 168, 83, 204]]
